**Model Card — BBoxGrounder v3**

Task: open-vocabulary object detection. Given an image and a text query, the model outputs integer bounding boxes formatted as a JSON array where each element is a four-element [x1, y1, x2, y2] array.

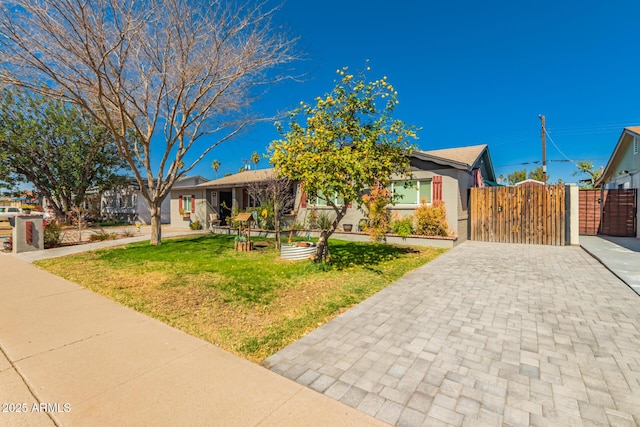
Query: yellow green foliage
[[414, 200, 450, 237], [391, 213, 414, 239], [269, 66, 417, 214], [269, 66, 418, 260]]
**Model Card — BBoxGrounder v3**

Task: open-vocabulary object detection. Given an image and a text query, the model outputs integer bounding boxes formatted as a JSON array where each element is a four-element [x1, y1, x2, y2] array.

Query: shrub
[[190, 220, 201, 230], [391, 213, 414, 239], [120, 228, 135, 237], [361, 186, 391, 241], [257, 203, 275, 230], [97, 218, 130, 227], [414, 200, 450, 237], [317, 211, 333, 230], [43, 220, 63, 248], [228, 206, 241, 228], [89, 229, 117, 241], [306, 208, 319, 229]]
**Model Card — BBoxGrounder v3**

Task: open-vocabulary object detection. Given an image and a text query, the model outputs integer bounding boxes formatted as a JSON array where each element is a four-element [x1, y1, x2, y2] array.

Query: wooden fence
[[579, 189, 637, 237], [579, 190, 601, 235], [470, 185, 566, 245]]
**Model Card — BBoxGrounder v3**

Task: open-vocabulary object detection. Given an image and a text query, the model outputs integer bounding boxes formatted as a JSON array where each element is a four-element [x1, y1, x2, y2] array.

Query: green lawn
[[36, 234, 446, 362]]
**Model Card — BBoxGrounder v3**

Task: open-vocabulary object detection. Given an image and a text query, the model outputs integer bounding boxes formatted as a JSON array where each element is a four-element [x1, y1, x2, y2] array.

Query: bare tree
[[0, 0, 296, 244], [247, 177, 295, 249]]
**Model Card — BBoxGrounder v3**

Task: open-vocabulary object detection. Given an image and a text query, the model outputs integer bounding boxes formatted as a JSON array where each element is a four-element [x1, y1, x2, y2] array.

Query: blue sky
[[192, 0, 640, 184]]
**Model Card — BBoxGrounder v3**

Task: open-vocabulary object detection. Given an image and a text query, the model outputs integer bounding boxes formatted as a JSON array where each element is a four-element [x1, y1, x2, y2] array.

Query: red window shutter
[[433, 175, 443, 202], [300, 184, 307, 208], [178, 195, 183, 211], [191, 195, 196, 213]]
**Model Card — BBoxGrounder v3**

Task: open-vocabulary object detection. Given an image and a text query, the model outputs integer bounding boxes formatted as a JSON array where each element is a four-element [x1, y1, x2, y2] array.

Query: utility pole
[[538, 114, 547, 183]]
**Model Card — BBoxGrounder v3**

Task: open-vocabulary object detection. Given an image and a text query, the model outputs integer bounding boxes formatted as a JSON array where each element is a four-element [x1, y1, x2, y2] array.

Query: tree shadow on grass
[[329, 242, 419, 270]]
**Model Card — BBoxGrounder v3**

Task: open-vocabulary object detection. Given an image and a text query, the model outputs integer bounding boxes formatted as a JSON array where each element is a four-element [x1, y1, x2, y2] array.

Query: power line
[[544, 129, 574, 163], [497, 159, 572, 168]]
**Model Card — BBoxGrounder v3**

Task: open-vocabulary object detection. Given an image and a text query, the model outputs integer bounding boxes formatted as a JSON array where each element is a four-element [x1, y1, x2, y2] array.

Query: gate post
[[565, 184, 579, 245]]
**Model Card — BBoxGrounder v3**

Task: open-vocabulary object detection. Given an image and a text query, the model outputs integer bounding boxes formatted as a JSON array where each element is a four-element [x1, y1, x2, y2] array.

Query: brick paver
[[263, 241, 640, 425]]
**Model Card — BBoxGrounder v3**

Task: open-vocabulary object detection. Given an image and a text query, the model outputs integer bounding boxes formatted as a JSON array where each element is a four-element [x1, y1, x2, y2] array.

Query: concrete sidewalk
[[580, 235, 640, 296], [0, 255, 387, 426]]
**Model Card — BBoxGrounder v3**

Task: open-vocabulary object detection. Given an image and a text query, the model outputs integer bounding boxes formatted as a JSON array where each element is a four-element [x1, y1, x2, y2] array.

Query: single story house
[[101, 175, 209, 224], [171, 144, 496, 243], [170, 169, 280, 229], [595, 126, 640, 237], [295, 144, 495, 242]]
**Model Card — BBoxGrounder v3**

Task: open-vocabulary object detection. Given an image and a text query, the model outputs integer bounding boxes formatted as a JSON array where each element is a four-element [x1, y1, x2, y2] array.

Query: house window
[[634, 136, 639, 155], [182, 195, 192, 211], [391, 180, 432, 205], [312, 190, 343, 206]]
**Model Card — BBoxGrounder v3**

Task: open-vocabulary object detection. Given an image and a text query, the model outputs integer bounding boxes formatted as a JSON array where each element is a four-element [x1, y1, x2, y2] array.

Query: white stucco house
[[101, 175, 209, 224]]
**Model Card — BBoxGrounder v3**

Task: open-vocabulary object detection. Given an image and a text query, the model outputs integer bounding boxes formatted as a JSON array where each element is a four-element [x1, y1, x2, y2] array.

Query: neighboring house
[[595, 126, 640, 237], [515, 179, 545, 187], [170, 169, 279, 229], [173, 144, 496, 243], [101, 175, 209, 224], [596, 126, 640, 191]]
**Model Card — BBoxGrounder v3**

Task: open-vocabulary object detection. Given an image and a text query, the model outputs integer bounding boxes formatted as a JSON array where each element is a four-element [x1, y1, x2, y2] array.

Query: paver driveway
[[263, 241, 640, 426]]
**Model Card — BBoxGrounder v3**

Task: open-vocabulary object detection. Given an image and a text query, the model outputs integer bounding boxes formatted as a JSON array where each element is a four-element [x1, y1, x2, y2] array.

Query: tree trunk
[[313, 204, 348, 263], [314, 230, 331, 262], [274, 216, 281, 249], [274, 196, 281, 250], [149, 203, 162, 245]]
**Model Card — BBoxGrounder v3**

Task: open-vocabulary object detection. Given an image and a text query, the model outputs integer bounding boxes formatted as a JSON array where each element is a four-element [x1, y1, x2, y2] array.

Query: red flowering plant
[[361, 186, 392, 241]]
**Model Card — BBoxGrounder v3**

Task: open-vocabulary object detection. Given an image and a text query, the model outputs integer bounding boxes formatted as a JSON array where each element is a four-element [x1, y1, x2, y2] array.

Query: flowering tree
[[269, 67, 418, 261]]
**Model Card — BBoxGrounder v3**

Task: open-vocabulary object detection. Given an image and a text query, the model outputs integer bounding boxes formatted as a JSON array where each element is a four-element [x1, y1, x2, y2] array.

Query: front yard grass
[[35, 234, 446, 362]]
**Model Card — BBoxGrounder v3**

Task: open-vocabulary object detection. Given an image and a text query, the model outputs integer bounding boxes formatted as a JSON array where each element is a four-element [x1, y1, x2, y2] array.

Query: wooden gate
[[579, 190, 601, 235], [579, 189, 636, 237], [470, 185, 565, 245]]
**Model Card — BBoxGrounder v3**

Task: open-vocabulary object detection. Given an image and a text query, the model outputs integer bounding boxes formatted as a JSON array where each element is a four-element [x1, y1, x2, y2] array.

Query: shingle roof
[[188, 144, 493, 190], [412, 144, 488, 169], [596, 127, 640, 186], [194, 168, 276, 189], [625, 126, 640, 135]]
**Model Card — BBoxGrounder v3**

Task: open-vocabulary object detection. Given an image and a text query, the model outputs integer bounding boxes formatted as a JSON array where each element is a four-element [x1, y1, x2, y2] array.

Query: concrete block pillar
[[12, 215, 44, 253], [565, 184, 579, 245]]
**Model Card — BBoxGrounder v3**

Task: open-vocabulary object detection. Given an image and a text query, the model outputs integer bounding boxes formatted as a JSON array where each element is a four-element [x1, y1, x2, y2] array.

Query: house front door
[[219, 191, 232, 225]]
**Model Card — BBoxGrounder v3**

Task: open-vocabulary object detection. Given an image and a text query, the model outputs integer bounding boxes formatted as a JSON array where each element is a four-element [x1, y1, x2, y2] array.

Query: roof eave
[[411, 151, 472, 171], [597, 127, 639, 185]]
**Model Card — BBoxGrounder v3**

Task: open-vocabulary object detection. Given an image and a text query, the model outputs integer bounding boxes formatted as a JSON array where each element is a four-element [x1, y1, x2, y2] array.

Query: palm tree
[[211, 160, 221, 179], [251, 151, 260, 170]]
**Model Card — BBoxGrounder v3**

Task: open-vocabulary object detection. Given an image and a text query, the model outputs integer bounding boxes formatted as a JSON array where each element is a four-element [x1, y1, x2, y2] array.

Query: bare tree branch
[[0, 0, 297, 244]]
